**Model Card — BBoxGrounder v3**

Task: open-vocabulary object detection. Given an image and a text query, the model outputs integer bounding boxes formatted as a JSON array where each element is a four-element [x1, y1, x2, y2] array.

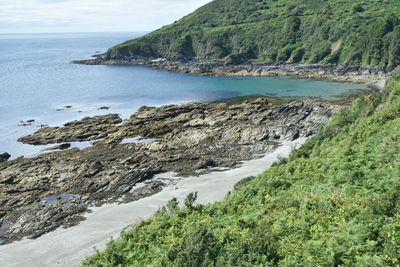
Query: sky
[[0, 0, 212, 33]]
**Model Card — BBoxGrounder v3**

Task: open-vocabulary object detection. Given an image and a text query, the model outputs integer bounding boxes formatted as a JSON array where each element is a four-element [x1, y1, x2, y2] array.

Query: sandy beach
[[0, 138, 306, 267]]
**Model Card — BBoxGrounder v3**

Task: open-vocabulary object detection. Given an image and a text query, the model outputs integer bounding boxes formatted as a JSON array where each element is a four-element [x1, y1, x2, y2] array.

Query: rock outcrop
[[17, 114, 122, 145], [73, 59, 390, 85], [0, 98, 344, 244]]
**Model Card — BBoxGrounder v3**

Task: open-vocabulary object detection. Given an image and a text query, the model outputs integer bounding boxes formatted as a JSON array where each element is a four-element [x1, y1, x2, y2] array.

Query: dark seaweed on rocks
[[0, 153, 11, 163], [73, 59, 390, 85]]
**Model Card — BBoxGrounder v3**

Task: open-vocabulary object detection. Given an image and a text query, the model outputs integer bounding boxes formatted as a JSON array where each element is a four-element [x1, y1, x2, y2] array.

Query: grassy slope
[[83, 75, 400, 266], [106, 0, 400, 70]]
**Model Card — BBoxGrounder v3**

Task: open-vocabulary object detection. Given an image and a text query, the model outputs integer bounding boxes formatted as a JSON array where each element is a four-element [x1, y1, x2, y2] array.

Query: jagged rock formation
[[0, 98, 343, 244]]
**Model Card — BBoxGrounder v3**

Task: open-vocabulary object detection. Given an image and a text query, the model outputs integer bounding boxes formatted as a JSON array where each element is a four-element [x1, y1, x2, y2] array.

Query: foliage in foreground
[[107, 0, 400, 70], [83, 75, 400, 266]]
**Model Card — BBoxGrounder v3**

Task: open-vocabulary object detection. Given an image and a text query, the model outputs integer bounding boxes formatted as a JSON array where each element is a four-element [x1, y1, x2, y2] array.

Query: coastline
[[0, 138, 307, 267], [0, 97, 341, 245], [0, 55, 388, 265], [73, 58, 390, 89]]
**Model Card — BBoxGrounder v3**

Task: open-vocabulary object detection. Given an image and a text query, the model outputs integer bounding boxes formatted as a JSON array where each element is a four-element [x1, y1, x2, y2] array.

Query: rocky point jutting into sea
[[0, 97, 344, 244], [73, 57, 391, 86]]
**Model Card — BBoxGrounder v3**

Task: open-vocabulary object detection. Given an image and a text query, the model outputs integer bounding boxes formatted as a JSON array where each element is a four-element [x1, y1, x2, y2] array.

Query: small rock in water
[[44, 143, 71, 151], [0, 153, 11, 163], [57, 143, 71, 150], [64, 106, 72, 109], [98, 106, 110, 110]]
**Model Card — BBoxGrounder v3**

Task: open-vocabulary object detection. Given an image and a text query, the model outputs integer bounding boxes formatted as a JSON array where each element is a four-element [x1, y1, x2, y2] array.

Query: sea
[[0, 32, 368, 158]]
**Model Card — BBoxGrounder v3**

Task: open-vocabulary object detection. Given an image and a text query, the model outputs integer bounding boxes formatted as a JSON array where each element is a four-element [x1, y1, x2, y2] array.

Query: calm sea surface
[[0, 32, 368, 158]]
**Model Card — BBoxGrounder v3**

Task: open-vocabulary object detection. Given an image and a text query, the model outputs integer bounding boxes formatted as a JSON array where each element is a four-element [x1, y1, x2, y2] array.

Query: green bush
[[323, 49, 341, 64], [277, 45, 295, 62], [289, 47, 305, 63], [352, 4, 364, 13], [308, 41, 331, 63], [264, 48, 278, 63], [170, 34, 195, 58], [166, 225, 220, 266]]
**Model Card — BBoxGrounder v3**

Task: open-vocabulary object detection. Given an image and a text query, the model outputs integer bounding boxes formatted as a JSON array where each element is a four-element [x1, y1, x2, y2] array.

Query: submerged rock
[[44, 143, 71, 151], [0, 153, 11, 163]]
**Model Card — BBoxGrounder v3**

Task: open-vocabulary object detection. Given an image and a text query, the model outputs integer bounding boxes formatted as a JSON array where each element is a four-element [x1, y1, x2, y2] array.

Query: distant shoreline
[[73, 58, 390, 89]]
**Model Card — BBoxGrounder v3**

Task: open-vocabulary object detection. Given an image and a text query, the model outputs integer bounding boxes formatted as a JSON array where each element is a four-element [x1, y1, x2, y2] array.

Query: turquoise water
[[0, 32, 368, 158]]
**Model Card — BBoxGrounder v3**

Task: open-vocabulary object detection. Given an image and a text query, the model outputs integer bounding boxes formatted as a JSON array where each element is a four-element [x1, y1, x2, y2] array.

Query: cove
[[0, 33, 368, 158]]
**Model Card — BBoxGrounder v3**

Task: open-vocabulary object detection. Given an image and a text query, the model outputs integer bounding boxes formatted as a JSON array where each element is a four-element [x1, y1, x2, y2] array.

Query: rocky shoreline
[[73, 57, 391, 86], [0, 98, 344, 244]]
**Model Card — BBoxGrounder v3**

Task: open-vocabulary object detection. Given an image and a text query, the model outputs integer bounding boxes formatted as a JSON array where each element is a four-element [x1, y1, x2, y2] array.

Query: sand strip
[[0, 138, 306, 267]]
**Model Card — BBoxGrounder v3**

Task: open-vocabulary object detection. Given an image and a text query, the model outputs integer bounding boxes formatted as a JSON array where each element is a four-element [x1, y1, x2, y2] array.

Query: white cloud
[[0, 0, 212, 33]]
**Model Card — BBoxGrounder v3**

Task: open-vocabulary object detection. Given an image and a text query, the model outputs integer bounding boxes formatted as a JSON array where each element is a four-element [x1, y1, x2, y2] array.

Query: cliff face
[[105, 0, 400, 70]]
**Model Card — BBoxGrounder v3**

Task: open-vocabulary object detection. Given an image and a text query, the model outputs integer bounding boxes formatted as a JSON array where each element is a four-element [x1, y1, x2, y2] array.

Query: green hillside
[[106, 0, 400, 70], [82, 75, 400, 266]]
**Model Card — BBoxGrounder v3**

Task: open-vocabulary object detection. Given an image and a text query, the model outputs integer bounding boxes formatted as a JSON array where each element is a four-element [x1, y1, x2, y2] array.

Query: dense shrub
[[170, 35, 195, 58], [106, 0, 400, 69], [308, 41, 331, 63], [352, 4, 364, 13], [289, 47, 305, 63], [277, 45, 295, 62]]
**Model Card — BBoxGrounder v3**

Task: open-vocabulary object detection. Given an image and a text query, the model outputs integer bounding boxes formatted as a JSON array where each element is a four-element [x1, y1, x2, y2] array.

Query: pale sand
[[0, 138, 306, 267]]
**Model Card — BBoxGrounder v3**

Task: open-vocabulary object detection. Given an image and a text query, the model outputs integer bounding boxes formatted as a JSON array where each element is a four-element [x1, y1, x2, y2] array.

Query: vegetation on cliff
[[106, 0, 400, 70], [82, 75, 400, 266]]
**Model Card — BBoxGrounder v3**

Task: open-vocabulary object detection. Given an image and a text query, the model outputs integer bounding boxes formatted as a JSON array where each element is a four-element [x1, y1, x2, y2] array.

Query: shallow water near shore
[[0, 32, 368, 158]]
